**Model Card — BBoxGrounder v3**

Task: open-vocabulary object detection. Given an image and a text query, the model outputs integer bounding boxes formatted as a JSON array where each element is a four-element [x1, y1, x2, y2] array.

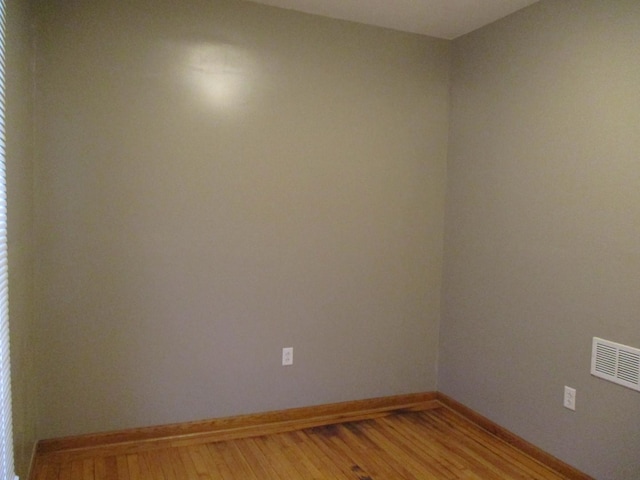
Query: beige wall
[[32, 0, 450, 439], [440, 1, 640, 478], [24, 1, 640, 478], [6, 0, 37, 477]]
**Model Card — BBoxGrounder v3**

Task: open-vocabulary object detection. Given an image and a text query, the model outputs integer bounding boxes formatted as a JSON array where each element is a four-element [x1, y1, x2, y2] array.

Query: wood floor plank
[[58, 461, 73, 480], [142, 450, 167, 480], [382, 412, 466, 477], [224, 441, 260, 480], [210, 440, 252, 479], [175, 446, 200, 479], [283, 430, 343, 480], [213, 442, 247, 479], [276, 432, 326, 479], [348, 418, 448, 479], [256, 434, 307, 478], [125, 455, 141, 480], [302, 425, 374, 479], [418, 412, 537, 479], [102, 456, 119, 480], [114, 456, 129, 480], [425, 409, 561, 480], [44, 463, 61, 480], [184, 445, 213, 479], [186, 445, 214, 479], [69, 460, 83, 480], [344, 422, 436, 478], [93, 458, 106, 480], [231, 438, 276, 479], [313, 422, 405, 479], [81, 460, 95, 480], [32, 462, 47, 480], [385, 412, 482, 478], [148, 449, 177, 480], [249, 435, 296, 479], [435, 408, 566, 479], [165, 448, 188, 479]]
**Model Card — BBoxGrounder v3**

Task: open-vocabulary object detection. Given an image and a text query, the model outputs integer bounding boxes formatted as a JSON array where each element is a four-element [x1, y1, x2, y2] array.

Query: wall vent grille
[[591, 337, 640, 392]]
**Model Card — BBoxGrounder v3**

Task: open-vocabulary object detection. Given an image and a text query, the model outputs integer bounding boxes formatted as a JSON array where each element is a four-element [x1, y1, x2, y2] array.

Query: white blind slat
[[0, 0, 15, 478]]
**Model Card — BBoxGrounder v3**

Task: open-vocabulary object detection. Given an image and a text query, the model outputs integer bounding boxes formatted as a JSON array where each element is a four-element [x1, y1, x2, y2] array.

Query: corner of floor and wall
[[6, 1, 640, 479]]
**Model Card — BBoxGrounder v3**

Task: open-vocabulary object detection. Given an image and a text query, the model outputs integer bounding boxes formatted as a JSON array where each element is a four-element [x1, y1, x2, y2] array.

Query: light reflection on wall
[[180, 42, 255, 110]]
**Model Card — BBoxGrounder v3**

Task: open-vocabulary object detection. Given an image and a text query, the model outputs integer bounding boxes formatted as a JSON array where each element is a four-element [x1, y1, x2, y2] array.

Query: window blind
[[0, 0, 15, 478]]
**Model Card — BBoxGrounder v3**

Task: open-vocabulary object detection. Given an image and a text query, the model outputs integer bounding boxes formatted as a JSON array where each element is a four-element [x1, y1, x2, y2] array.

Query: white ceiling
[[248, 0, 540, 39]]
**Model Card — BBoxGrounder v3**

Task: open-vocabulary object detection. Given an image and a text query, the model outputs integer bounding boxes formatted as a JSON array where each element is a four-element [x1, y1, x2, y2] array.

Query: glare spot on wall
[[182, 43, 254, 110]]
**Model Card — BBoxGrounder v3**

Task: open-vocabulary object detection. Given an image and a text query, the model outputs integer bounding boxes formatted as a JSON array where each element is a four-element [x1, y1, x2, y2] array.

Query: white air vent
[[591, 337, 640, 392]]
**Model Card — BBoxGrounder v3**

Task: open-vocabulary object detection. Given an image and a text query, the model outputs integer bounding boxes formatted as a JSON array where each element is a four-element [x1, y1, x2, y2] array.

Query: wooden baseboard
[[37, 392, 439, 459], [26, 441, 38, 480], [436, 393, 594, 480], [33, 391, 593, 480]]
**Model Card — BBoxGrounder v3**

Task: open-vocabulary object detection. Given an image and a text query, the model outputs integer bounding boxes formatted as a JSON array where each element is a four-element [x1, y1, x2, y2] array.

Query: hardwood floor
[[32, 406, 574, 479]]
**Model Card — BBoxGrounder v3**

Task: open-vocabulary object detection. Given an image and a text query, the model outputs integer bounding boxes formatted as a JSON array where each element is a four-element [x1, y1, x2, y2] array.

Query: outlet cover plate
[[282, 347, 293, 366], [564, 386, 576, 411]]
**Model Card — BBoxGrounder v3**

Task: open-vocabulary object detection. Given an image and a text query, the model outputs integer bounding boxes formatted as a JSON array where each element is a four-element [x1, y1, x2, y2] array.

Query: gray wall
[[32, 0, 450, 439], [6, 0, 37, 477], [23, 1, 640, 478], [440, 1, 640, 479]]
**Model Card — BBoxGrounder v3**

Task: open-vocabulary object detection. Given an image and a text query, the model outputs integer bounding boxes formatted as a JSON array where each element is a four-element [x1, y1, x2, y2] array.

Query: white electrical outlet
[[563, 386, 576, 411], [282, 347, 293, 366]]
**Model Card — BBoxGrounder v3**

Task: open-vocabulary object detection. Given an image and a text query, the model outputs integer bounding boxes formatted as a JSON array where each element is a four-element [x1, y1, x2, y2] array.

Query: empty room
[[5, 0, 640, 479]]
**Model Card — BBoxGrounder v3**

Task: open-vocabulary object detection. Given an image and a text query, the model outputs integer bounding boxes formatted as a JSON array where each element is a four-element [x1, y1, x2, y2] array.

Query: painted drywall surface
[[6, 0, 37, 476], [440, 1, 640, 478], [33, 0, 450, 439]]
